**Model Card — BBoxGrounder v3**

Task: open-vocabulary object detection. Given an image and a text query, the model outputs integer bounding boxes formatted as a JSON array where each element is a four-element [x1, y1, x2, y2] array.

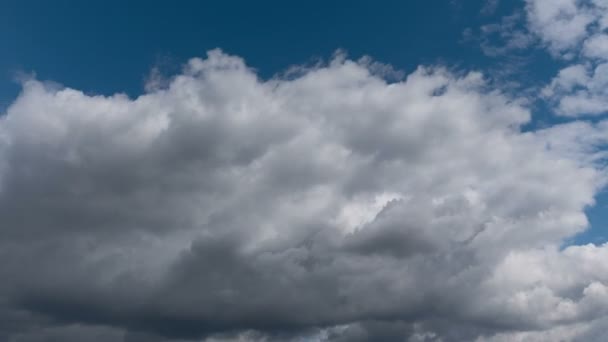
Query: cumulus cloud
[[583, 34, 608, 60], [542, 63, 608, 116], [1, 50, 608, 341], [525, 0, 598, 57], [524, 0, 608, 116]]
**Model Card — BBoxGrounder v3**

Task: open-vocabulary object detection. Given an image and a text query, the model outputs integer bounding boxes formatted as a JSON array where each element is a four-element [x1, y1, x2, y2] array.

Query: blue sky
[[0, 1, 545, 101], [2, 1, 608, 341]]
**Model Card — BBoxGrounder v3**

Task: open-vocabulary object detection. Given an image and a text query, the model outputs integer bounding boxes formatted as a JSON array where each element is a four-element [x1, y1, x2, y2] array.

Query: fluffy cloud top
[[526, 0, 608, 116], [525, 0, 599, 57], [1, 50, 608, 341], [542, 63, 608, 116]]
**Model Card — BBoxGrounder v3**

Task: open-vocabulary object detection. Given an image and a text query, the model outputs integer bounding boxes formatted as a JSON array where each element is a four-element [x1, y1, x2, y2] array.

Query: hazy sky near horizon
[[2, 1, 608, 341]]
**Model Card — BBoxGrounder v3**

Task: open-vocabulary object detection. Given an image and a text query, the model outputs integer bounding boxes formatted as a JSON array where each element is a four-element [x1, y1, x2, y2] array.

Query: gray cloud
[[0, 50, 608, 341]]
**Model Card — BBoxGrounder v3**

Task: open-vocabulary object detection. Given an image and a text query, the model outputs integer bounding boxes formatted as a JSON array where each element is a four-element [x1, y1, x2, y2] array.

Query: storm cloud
[[1, 50, 608, 341]]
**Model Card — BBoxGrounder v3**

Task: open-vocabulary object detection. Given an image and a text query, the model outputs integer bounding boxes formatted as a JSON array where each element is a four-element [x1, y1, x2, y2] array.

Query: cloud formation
[[542, 63, 608, 116], [1, 50, 608, 341], [525, 0, 601, 57], [525, 0, 608, 116]]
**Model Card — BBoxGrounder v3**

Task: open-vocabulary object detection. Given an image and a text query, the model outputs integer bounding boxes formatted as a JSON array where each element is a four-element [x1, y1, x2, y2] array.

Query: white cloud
[[1, 51, 608, 341], [543, 63, 608, 116], [525, 0, 596, 57], [524, 0, 608, 116], [583, 34, 608, 60]]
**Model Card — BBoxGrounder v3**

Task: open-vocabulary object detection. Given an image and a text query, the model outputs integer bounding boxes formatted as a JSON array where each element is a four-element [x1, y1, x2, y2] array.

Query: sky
[[1, 0, 608, 341]]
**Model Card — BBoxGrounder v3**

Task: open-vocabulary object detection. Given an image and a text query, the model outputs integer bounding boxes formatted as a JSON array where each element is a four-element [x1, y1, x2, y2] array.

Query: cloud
[[543, 63, 608, 116], [0, 50, 608, 341], [583, 34, 608, 60], [523, 0, 608, 117], [477, 12, 536, 57], [524, 0, 599, 58]]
